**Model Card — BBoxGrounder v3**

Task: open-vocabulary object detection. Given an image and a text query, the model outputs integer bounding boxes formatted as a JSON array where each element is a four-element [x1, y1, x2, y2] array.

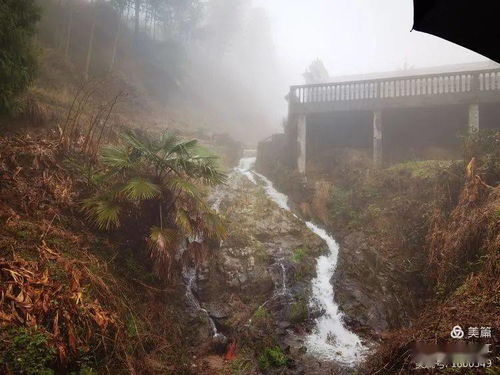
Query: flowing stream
[[183, 267, 226, 341], [236, 156, 365, 364]]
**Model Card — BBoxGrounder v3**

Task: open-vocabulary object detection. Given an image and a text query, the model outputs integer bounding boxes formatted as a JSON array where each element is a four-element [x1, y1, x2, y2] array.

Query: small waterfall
[[253, 171, 291, 211], [241, 161, 365, 364], [209, 188, 225, 212], [235, 156, 257, 184], [183, 268, 225, 340], [304, 222, 364, 363], [272, 254, 290, 298], [280, 261, 288, 295]]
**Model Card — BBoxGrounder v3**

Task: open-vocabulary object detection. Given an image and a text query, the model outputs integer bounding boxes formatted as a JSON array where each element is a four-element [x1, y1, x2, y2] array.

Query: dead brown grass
[[362, 162, 500, 374], [0, 134, 201, 374]]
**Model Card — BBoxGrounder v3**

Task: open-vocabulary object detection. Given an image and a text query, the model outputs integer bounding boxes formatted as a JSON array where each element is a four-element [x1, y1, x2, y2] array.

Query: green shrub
[[0, 0, 40, 114], [258, 346, 288, 370], [461, 129, 500, 185], [291, 247, 306, 263], [288, 300, 308, 323], [329, 186, 358, 226], [253, 306, 270, 320], [0, 327, 56, 375], [230, 352, 256, 375]]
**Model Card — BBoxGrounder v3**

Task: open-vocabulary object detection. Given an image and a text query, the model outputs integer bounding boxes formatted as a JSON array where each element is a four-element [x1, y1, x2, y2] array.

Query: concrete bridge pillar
[[297, 115, 307, 174], [373, 110, 383, 167], [468, 104, 479, 133]]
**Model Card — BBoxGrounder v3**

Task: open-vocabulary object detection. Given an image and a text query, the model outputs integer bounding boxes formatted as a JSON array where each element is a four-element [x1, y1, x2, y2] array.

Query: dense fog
[[175, 0, 490, 144]]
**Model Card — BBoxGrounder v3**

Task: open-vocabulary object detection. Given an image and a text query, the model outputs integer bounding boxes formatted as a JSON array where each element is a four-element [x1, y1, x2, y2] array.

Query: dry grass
[[362, 163, 500, 374], [0, 134, 201, 374]]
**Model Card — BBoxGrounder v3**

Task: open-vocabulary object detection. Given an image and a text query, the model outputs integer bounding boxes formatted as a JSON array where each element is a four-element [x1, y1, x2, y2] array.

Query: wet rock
[[211, 334, 228, 355], [278, 320, 291, 329], [333, 231, 415, 334], [194, 169, 338, 369], [204, 302, 230, 319]]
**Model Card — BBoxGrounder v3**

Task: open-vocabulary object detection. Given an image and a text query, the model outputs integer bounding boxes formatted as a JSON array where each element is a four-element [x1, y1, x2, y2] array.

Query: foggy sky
[[255, 0, 488, 85]]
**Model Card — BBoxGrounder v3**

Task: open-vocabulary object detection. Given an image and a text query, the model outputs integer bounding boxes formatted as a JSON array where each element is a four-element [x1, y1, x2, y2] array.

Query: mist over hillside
[[1, 1, 498, 374]]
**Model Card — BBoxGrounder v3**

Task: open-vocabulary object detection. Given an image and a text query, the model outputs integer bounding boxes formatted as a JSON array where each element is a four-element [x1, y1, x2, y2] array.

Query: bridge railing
[[289, 69, 500, 105]]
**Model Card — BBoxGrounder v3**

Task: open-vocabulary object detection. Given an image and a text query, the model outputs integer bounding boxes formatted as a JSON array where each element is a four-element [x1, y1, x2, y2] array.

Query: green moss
[[47, 262, 69, 283], [291, 247, 306, 263], [388, 160, 453, 179], [253, 306, 270, 320], [288, 300, 308, 324], [13, 221, 39, 240], [0, 327, 56, 375], [258, 346, 288, 370]]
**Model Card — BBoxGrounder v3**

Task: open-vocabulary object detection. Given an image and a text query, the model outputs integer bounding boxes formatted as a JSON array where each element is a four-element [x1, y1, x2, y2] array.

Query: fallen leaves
[[0, 253, 116, 364]]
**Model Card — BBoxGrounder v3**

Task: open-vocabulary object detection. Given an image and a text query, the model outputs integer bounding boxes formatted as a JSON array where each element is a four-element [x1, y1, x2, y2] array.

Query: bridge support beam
[[373, 110, 383, 167], [297, 115, 307, 174], [468, 104, 479, 133]]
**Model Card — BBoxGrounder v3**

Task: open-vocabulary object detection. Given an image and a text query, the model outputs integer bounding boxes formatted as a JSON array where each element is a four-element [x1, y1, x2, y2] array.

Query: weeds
[[0, 135, 199, 374], [291, 247, 306, 263], [288, 299, 308, 324], [253, 306, 270, 320], [258, 346, 288, 370], [0, 327, 56, 375]]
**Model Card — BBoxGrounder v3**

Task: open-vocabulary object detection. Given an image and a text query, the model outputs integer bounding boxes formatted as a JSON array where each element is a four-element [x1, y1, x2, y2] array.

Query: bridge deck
[[289, 68, 500, 114]]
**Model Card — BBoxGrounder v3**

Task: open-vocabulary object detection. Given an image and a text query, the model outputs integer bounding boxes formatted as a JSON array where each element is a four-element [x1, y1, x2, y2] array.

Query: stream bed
[[237, 157, 365, 364], [188, 155, 367, 372]]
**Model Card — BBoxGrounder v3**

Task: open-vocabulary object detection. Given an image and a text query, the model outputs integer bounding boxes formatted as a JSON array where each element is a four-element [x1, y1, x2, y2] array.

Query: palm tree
[[82, 130, 227, 280]]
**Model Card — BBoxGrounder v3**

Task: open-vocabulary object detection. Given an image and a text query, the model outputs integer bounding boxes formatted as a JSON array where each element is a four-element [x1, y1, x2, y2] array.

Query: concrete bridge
[[286, 68, 500, 174]]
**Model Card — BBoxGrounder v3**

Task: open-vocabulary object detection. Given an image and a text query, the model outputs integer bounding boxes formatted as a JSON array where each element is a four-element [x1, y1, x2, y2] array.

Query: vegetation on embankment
[[0, 0, 40, 114], [364, 161, 499, 374], [0, 129, 229, 374], [257, 129, 499, 373]]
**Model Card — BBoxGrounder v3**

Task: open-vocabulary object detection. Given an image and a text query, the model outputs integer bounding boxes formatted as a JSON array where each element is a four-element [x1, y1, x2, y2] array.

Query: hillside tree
[[0, 0, 40, 113]]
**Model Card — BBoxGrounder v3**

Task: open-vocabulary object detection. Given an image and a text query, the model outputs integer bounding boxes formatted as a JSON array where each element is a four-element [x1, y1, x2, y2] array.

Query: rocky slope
[[187, 170, 368, 374], [200, 172, 324, 336]]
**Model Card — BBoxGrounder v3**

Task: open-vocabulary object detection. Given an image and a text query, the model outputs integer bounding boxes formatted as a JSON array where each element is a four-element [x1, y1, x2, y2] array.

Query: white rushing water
[[235, 156, 257, 184], [183, 268, 225, 341], [235, 157, 364, 364], [304, 222, 364, 364]]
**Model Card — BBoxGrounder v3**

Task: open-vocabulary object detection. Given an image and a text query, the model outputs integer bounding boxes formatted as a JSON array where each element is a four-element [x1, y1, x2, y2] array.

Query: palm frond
[[63, 157, 103, 187], [169, 139, 198, 156], [82, 197, 121, 230], [165, 177, 201, 200], [188, 157, 227, 186], [120, 177, 161, 200], [101, 145, 134, 169], [166, 156, 227, 186], [148, 226, 181, 279], [202, 211, 227, 242], [175, 209, 195, 237], [121, 130, 160, 161], [158, 133, 180, 153]]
